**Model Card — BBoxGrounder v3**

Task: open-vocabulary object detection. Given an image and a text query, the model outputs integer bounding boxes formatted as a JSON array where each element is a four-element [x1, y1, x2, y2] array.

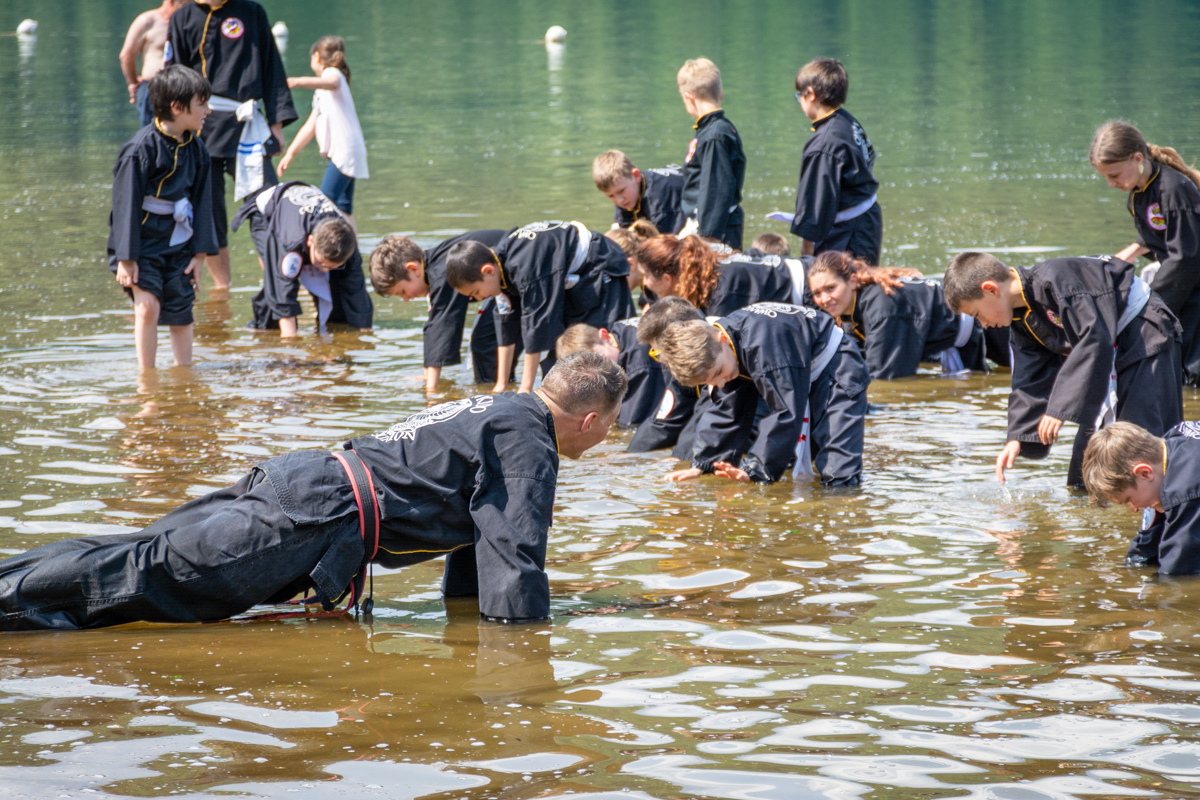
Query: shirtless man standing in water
[[119, 0, 192, 127]]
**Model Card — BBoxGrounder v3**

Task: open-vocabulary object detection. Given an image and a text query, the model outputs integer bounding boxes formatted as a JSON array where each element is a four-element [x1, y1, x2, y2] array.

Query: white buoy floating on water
[[544, 25, 566, 43], [271, 21, 288, 38], [16, 19, 38, 35]]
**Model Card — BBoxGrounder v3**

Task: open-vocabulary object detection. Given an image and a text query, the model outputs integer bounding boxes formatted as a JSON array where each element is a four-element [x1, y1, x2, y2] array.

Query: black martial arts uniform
[[791, 108, 882, 266], [614, 165, 686, 234], [703, 252, 798, 316], [1126, 423, 1200, 574], [0, 393, 559, 630], [1129, 162, 1200, 385], [232, 181, 372, 330], [107, 122, 219, 326], [493, 221, 635, 361], [606, 316, 666, 428], [166, 0, 296, 247], [1006, 256, 1182, 487], [421, 230, 515, 384], [692, 303, 869, 485], [839, 278, 986, 380], [681, 110, 746, 250]]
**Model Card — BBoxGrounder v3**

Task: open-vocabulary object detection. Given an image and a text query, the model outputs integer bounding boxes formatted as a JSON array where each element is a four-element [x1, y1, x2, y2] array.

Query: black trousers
[[814, 202, 882, 266], [0, 464, 362, 631], [806, 338, 869, 486]]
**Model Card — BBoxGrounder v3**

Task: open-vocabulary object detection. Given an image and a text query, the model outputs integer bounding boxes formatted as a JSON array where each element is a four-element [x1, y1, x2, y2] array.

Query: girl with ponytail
[[807, 251, 992, 379], [636, 234, 797, 316], [281, 36, 369, 219], [1091, 120, 1200, 384]]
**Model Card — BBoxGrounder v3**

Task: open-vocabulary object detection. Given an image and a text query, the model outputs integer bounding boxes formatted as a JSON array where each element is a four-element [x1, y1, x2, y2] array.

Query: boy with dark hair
[[368, 230, 515, 390], [787, 57, 882, 265], [650, 301, 868, 485], [165, 0, 297, 288], [676, 58, 746, 250], [231, 181, 371, 334], [1083, 421, 1200, 575], [944, 251, 1183, 487], [592, 149, 686, 235], [0, 351, 627, 630], [108, 64, 218, 371], [446, 221, 636, 394]]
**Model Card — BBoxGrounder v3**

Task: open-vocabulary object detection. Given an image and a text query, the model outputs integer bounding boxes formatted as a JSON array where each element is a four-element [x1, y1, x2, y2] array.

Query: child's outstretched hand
[[995, 440, 1021, 484], [713, 461, 751, 483], [278, 151, 294, 175], [116, 260, 138, 288], [663, 467, 703, 482]]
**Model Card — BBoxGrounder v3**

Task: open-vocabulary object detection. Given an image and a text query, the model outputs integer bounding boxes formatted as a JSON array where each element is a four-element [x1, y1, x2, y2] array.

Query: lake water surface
[[2, 1, 1200, 798]]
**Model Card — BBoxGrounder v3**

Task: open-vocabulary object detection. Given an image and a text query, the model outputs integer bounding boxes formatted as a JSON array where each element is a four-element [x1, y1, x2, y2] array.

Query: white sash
[[209, 94, 271, 200], [141, 196, 193, 246], [784, 257, 807, 306], [1094, 275, 1152, 429], [299, 265, 333, 328], [939, 313, 976, 375], [564, 220, 591, 290], [834, 193, 877, 224], [793, 324, 846, 478]]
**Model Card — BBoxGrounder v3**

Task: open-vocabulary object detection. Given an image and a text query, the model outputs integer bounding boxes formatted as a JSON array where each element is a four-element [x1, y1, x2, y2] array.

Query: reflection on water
[[4, 0, 1200, 797]]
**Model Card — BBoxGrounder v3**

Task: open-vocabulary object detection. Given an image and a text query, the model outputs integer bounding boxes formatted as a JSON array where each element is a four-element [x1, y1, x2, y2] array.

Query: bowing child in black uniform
[[368, 230, 514, 390], [807, 251, 987, 379], [676, 58, 746, 250], [650, 300, 868, 485], [166, 0, 296, 288], [446, 220, 635, 394], [944, 251, 1183, 488], [786, 58, 882, 265], [108, 65, 218, 372], [1084, 421, 1200, 575], [1090, 121, 1200, 385], [593, 150, 686, 235], [638, 233, 800, 316], [0, 352, 626, 630], [232, 181, 371, 335], [557, 321, 663, 428]]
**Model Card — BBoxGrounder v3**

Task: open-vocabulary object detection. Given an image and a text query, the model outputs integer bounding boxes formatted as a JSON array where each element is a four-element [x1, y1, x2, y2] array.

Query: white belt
[[210, 94, 271, 200], [1095, 275, 1152, 429], [564, 220, 591, 290], [834, 194, 877, 224], [794, 324, 846, 478], [940, 312, 976, 375], [678, 217, 700, 239], [254, 184, 278, 215], [141, 196, 193, 246], [784, 257, 807, 306]]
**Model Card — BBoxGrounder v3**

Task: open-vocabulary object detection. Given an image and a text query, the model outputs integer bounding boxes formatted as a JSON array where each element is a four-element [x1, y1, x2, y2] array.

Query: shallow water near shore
[[4, 1, 1200, 798]]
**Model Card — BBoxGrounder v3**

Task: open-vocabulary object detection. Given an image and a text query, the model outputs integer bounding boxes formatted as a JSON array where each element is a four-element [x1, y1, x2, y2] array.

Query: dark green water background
[[1, 2, 1200, 799]]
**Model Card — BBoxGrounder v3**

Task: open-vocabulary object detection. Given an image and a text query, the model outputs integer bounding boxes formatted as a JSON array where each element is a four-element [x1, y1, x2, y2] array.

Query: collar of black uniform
[[1132, 162, 1161, 201], [840, 289, 865, 340], [153, 118, 193, 145], [631, 174, 647, 218], [810, 106, 842, 133], [693, 109, 725, 131]]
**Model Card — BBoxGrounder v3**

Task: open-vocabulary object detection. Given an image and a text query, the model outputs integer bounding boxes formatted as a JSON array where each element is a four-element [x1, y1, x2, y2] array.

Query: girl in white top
[[281, 36, 368, 220]]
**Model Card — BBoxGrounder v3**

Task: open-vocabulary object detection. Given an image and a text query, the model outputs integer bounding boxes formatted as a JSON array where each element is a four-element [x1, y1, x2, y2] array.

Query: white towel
[[208, 95, 271, 200]]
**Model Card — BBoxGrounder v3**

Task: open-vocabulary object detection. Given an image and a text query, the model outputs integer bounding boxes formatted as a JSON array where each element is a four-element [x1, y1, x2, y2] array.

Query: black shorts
[[116, 250, 196, 326]]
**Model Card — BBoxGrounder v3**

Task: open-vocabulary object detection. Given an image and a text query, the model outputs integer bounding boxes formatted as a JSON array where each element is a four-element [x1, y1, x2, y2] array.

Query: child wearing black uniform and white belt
[[649, 301, 869, 486], [808, 251, 988, 379], [108, 65, 218, 372], [593, 150, 686, 235], [0, 352, 626, 630], [1090, 121, 1200, 385], [231, 181, 372, 334], [944, 252, 1183, 488], [368, 230, 515, 390], [165, 0, 296, 288], [446, 221, 635, 394], [784, 58, 882, 265]]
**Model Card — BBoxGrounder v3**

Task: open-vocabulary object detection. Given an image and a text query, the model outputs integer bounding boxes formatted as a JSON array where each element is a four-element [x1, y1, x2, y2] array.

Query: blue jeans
[[321, 162, 356, 214], [136, 81, 154, 127]]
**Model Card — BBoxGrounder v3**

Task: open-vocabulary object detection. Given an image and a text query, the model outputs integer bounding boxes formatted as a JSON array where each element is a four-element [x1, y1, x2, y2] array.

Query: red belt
[[332, 448, 380, 616]]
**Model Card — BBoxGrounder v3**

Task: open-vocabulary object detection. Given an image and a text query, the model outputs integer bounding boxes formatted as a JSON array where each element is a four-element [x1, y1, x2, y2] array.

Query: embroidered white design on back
[[511, 220, 569, 241], [373, 399, 475, 442], [283, 185, 341, 217], [746, 302, 813, 318], [647, 164, 683, 177], [852, 121, 872, 162], [1178, 421, 1200, 439]]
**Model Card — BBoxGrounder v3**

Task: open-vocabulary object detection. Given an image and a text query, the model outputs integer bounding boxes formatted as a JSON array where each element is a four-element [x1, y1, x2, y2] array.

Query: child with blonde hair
[[282, 36, 368, 218], [593, 150, 685, 235]]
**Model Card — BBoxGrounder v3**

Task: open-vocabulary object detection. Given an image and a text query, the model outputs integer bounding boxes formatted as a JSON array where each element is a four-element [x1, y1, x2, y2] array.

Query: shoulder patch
[[373, 397, 486, 443], [280, 251, 303, 279], [1147, 202, 1167, 231], [1045, 309, 1064, 328], [654, 388, 676, 420], [746, 302, 814, 319], [685, 138, 698, 164], [221, 17, 245, 39], [495, 293, 514, 315]]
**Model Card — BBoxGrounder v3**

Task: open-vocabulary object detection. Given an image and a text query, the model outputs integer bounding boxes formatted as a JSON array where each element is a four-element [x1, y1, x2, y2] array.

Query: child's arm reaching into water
[[278, 109, 318, 175]]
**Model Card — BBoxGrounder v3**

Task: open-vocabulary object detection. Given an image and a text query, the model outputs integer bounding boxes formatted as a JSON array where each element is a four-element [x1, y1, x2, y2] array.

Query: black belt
[[332, 448, 380, 616]]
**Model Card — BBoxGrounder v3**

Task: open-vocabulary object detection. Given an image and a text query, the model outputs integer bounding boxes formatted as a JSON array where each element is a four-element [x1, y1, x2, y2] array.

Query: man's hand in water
[[713, 461, 750, 482], [995, 440, 1022, 483], [663, 467, 703, 482], [1037, 414, 1063, 445]]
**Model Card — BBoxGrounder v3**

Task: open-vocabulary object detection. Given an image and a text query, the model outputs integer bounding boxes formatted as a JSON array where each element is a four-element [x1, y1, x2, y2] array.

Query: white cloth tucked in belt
[[678, 217, 700, 239], [564, 220, 591, 290], [834, 193, 877, 224], [299, 265, 333, 328], [141, 196, 193, 246], [1141, 261, 1162, 286], [939, 312, 976, 374], [784, 257, 807, 306], [1094, 275, 1152, 430], [209, 94, 271, 200], [794, 324, 846, 478]]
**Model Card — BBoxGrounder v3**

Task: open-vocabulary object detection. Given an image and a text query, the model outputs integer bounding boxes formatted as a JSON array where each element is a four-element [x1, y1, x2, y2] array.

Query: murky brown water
[[5, 1, 1200, 798]]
